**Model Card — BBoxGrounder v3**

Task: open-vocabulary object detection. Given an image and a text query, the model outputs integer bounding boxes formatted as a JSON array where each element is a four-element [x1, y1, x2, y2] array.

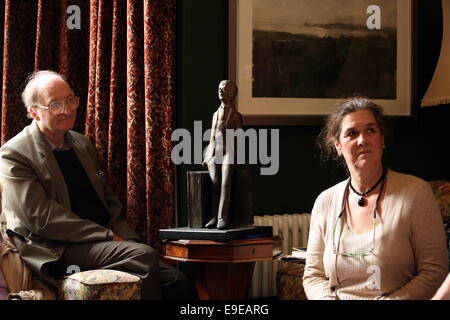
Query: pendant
[[358, 196, 365, 207]]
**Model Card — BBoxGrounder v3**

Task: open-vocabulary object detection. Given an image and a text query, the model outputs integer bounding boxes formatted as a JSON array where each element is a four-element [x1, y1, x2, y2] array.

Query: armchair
[[1, 222, 141, 300]]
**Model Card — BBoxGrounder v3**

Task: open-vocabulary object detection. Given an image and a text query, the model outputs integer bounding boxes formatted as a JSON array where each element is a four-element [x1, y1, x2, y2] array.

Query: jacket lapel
[[29, 121, 72, 210]]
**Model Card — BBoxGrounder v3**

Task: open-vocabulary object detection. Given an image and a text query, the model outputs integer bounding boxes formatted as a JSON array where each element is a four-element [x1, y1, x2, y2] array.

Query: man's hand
[[112, 234, 125, 242]]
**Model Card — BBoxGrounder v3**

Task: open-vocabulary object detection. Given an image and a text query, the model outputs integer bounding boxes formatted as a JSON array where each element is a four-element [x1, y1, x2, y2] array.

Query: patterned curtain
[[0, 0, 176, 250]]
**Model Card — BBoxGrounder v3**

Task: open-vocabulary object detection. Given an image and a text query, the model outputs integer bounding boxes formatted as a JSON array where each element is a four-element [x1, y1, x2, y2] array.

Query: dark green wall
[[175, 0, 450, 227]]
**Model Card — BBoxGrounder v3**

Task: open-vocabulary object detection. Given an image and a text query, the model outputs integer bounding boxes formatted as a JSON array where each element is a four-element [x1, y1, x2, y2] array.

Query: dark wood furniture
[[163, 237, 278, 300]]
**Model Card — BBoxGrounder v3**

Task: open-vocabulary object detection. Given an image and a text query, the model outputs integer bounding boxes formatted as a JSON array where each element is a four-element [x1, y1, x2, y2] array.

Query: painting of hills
[[252, 0, 397, 99]]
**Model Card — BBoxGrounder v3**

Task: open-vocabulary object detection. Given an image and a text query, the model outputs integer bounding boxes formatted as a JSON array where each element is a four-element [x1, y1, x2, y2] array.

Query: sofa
[[277, 180, 450, 300]]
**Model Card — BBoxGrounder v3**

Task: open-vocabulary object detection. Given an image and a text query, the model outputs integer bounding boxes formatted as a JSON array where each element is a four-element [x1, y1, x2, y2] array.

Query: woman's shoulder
[[314, 178, 348, 207], [310, 179, 348, 223], [387, 170, 431, 192], [386, 170, 437, 207]]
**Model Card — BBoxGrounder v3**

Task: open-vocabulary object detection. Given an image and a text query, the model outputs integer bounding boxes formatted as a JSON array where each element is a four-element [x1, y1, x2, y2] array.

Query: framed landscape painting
[[229, 0, 417, 125]]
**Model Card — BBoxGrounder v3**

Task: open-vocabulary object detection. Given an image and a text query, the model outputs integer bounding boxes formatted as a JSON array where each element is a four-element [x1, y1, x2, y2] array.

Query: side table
[[163, 237, 278, 300]]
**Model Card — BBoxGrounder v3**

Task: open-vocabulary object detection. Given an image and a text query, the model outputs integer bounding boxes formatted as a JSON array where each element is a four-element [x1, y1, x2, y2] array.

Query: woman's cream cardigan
[[303, 170, 448, 300]]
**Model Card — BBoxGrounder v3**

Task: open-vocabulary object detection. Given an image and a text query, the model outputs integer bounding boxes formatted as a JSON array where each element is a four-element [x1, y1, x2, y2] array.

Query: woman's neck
[[349, 164, 384, 192]]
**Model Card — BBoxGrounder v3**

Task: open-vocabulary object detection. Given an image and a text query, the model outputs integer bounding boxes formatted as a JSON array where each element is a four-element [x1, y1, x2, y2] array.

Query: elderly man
[[0, 70, 189, 300]]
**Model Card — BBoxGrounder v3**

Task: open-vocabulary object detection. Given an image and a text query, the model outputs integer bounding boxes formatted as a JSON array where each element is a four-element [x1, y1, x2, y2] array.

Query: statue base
[[159, 226, 272, 242], [186, 169, 253, 229]]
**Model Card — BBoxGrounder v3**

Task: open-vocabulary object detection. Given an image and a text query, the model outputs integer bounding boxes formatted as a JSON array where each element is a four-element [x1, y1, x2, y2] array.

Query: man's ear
[[29, 106, 40, 121]]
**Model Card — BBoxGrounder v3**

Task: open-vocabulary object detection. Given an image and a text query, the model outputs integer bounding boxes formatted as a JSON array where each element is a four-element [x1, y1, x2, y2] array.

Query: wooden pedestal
[[163, 237, 276, 300]]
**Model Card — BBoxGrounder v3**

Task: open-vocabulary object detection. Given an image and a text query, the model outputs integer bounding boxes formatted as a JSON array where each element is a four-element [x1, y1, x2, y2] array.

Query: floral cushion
[[57, 269, 141, 300], [428, 180, 450, 220], [276, 263, 306, 300], [428, 181, 450, 267]]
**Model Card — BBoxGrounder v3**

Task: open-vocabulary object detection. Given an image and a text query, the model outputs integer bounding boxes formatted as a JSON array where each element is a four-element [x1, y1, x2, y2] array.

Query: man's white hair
[[21, 70, 66, 118]]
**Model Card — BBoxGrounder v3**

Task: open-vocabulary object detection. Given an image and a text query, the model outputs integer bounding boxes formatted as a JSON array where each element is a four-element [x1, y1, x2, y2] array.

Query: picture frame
[[229, 0, 418, 126]]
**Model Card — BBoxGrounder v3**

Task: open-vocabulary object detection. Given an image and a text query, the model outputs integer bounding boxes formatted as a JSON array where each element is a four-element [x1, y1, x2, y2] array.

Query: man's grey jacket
[[0, 121, 138, 285]]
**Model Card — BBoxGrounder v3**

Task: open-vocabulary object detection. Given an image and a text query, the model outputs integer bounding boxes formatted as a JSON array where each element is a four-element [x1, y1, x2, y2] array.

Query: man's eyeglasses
[[34, 96, 80, 113]]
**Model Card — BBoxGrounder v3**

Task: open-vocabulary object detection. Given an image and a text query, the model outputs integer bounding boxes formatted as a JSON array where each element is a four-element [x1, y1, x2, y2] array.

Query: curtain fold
[[126, 0, 147, 242], [1, 0, 37, 144], [106, 0, 129, 236], [0, 0, 176, 249], [143, 0, 176, 247]]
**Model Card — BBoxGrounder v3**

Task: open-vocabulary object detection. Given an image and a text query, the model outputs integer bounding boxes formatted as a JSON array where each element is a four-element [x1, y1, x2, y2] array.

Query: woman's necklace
[[349, 169, 386, 207]]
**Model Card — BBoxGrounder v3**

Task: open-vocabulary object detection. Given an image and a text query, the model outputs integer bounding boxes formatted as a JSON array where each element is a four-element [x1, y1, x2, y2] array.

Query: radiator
[[249, 213, 311, 299]]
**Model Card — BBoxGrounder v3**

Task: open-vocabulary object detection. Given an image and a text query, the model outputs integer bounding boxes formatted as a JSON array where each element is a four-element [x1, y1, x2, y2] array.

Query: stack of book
[[278, 247, 307, 263]]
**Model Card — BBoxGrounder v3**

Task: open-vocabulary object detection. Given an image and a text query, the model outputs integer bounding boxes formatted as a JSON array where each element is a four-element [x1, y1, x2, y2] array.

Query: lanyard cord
[[334, 176, 386, 298]]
